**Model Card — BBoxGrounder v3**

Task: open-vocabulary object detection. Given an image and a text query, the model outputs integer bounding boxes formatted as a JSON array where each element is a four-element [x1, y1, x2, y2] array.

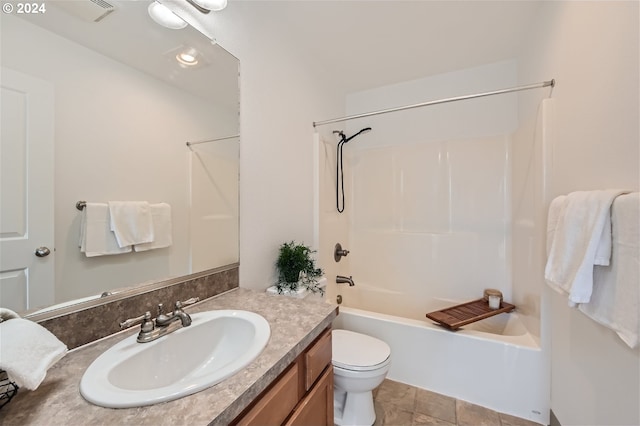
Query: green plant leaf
[[275, 241, 324, 291]]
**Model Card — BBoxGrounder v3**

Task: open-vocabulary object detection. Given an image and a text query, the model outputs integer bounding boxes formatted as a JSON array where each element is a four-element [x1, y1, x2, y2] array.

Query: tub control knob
[[334, 243, 350, 262]]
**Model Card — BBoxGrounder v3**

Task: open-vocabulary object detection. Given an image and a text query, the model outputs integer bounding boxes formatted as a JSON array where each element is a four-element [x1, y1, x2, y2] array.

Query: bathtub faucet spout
[[336, 275, 355, 286]]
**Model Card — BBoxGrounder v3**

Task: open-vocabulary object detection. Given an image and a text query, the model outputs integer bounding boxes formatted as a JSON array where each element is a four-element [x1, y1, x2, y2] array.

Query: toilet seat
[[332, 329, 391, 372]]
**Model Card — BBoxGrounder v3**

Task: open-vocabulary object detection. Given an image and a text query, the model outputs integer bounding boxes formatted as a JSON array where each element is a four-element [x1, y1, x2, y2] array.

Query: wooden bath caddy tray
[[425, 299, 515, 330]]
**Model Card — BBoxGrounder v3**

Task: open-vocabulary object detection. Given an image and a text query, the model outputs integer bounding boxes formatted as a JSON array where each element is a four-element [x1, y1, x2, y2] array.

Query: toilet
[[332, 329, 391, 426]]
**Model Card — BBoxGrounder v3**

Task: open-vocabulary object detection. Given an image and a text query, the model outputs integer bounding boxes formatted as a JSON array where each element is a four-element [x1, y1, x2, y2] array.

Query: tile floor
[[372, 379, 541, 426]]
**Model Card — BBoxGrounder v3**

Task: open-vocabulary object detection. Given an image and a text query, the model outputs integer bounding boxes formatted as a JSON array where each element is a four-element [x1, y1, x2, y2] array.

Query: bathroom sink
[[80, 310, 270, 408]]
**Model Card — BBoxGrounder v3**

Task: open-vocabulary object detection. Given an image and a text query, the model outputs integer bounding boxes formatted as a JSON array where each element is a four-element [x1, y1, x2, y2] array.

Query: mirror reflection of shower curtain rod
[[185, 134, 240, 147], [312, 79, 555, 128]]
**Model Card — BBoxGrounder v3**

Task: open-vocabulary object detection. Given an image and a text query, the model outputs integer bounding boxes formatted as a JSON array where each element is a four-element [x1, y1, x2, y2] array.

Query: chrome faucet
[[156, 299, 195, 327], [120, 297, 199, 343], [336, 275, 355, 286]]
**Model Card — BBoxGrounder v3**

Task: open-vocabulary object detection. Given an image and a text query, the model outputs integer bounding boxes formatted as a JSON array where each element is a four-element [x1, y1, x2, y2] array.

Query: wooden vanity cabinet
[[285, 366, 333, 426], [234, 327, 333, 426]]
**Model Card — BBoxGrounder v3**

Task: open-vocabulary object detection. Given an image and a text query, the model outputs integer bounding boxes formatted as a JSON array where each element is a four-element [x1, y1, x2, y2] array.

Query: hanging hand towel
[[0, 318, 68, 390], [134, 203, 173, 252], [108, 201, 154, 248], [578, 192, 640, 348], [80, 203, 132, 257], [545, 189, 630, 305]]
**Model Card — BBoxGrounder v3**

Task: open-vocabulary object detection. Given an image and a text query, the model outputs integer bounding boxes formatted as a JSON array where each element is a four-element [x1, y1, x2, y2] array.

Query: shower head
[[334, 126, 371, 214], [335, 127, 372, 144]]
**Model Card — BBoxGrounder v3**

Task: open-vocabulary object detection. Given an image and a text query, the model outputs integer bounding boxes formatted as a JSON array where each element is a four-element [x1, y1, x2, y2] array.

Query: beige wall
[[515, 2, 639, 424], [210, 3, 344, 289]]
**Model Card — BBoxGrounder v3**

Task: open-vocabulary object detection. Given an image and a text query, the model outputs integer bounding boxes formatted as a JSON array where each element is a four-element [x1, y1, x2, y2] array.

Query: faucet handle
[[120, 311, 152, 329], [175, 297, 200, 310]]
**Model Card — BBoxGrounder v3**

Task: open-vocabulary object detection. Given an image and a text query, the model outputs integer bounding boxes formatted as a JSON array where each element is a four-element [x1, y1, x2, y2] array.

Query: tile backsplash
[[37, 265, 239, 350]]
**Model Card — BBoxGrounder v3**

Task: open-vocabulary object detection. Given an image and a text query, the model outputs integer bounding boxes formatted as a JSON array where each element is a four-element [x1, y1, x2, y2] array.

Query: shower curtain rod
[[186, 134, 240, 147], [312, 79, 555, 128]]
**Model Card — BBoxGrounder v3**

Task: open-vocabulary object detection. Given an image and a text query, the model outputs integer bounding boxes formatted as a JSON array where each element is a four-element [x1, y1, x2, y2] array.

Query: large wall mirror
[[0, 1, 239, 316]]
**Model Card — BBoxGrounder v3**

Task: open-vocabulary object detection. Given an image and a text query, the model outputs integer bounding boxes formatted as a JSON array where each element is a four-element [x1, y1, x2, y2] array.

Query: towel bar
[[76, 201, 86, 211]]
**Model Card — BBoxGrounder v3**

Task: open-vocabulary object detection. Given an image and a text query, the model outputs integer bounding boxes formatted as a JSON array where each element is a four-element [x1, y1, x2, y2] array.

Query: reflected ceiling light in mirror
[[163, 45, 209, 70], [176, 49, 199, 67], [148, 1, 188, 29], [190, 0, 228, 12]]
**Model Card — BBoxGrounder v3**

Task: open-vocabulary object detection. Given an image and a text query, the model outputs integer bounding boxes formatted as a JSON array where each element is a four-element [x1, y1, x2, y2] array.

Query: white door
[[0, 67, 54, 311]]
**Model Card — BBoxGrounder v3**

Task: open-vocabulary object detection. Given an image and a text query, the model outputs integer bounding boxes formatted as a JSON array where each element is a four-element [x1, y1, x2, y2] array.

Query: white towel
[[547, 194, 612, 265], [0, 308, 20, 322], [134, 203, 173, 252], [545, 189, 630, 305], [546, 195, 566, 255], [0, 318, 68, 390], [80, 203, 132, 257], [108, 201, 154, 248], [579, 192, 640, 348]]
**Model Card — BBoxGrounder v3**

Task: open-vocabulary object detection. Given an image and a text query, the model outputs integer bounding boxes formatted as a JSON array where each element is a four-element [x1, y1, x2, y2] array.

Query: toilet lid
[[332, 329, 391, 371]]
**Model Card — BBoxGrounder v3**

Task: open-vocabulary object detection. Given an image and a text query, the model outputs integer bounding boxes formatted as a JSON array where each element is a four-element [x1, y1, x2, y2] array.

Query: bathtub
[[332, 286, 549, 424]]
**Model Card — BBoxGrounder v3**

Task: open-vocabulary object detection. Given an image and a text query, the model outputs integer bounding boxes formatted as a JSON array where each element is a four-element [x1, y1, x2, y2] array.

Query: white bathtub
[[332, 286, 549, 424]]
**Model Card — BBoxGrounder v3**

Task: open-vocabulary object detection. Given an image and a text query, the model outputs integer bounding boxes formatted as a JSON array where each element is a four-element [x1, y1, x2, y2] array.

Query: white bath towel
[[0, 318, 68, 390], [80, 203, 132, 257], [108, 201, 154, 248], [134, 203, 173, 252], [545, 189, 629, 305], [546, 195, 613, 266], [579, 192, 640, 348], [546, 195, 566, 255]]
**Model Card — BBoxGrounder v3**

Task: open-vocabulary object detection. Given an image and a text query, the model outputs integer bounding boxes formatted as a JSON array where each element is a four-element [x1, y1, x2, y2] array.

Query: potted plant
[[275, 241, 324, 295]]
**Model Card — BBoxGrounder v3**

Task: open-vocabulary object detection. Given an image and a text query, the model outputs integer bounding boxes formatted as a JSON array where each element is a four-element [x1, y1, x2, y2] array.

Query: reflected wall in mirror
[[0, 1, 239, 315]]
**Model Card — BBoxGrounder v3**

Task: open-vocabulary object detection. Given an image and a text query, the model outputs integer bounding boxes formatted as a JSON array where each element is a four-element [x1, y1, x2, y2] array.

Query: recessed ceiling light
[[148, 1, 187, 30], [163, 45, 210, 70], [176, 51, 199, 66]]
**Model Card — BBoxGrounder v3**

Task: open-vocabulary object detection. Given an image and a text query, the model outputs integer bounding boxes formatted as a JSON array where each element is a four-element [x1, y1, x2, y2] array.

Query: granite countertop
[[0, 288, 338, 425]]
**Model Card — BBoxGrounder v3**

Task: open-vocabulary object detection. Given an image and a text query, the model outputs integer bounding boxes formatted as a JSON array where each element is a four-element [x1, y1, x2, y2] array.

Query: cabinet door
[[236, 364, 300, 426], [305, 329, 332, 391], [285, 366, 333, 426]]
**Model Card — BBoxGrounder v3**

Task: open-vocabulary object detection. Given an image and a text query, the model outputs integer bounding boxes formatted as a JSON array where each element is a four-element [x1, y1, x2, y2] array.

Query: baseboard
[[549, 410, 561, 426]]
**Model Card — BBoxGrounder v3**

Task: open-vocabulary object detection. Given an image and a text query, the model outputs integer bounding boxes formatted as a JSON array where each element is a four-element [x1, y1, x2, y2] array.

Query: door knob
[[35, 247, 51, 257]]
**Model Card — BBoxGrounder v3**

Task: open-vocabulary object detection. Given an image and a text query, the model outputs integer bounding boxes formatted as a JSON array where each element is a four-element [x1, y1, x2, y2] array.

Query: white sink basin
[[80, 310, 270, 408]]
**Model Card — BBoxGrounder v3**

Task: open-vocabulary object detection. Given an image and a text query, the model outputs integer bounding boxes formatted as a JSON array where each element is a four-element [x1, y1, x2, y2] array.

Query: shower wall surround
[[320, 60, 520, 319], [347, 135, 511, 308]]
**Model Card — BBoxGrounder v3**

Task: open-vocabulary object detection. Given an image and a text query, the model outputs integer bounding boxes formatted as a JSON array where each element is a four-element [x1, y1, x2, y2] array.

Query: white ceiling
[[19, 0, 239, 107], [225, 1, 543, 95], [22, 1, 543, 102]]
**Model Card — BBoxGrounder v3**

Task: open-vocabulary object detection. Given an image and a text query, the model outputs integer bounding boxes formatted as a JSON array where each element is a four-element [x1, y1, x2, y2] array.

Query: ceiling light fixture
[[190, 0, 227, 12], [176, 49, 199, 67], [148, 1, 188, 29]]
